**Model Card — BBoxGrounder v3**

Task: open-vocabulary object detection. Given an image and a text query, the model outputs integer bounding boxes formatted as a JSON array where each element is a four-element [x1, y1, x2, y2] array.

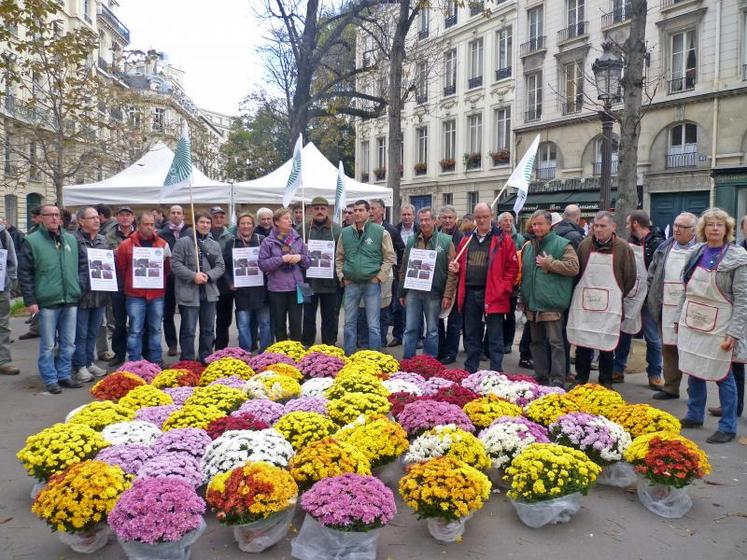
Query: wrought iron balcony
[[98, 3, 130, 43], [525, 107, 542, 122], [469, 1, 484, 16], [557, 21, 588, 42], [536, 166, 556, 180], [361, 172, 370, 183], [415, 93, 428, 104], [593, 160, 619, 176], [601, 3, 631, 28], [743, 64, 747, 81], [520, 36, 545, 56], [562, 97, 583, 115], [666, 152, 697, 169], [443, 84, 456, 96], [418, 29, 429, 40], [668, 73, 696, 94], [467, 76, 483, 89], [445, 14, 457, 28], [3, 95, 50, 125], [495, 67, 512, 80]]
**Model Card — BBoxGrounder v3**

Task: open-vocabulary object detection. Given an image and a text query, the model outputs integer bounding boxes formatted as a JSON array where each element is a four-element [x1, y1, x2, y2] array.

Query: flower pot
[[636, 477, 692, 519], [291, 514, 380, 560], [596, 461, 637, 488], [426, 514, 472, 543], [510, 492, 582, 528], [487, 468, 509, 490], [118, 519, 206, 560], [30, 480, 46, 501], [57, 524, 112, 554], [232, 505, 295, 553]]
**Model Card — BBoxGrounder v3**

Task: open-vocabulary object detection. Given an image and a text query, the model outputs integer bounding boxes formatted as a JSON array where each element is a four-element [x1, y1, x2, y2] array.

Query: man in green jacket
[[300, 196, 342, 346], [335, 199, 395, 355], [520, 210, 579, 388], [18, 205, 82, 394]]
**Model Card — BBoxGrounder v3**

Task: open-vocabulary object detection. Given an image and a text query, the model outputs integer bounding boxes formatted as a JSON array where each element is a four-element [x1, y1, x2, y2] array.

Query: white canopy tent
[[235, 142, 393, 206]]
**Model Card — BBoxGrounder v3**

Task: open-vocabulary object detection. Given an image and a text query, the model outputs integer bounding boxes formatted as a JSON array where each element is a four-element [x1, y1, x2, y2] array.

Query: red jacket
[[116, 231, 170, 300], [456, 225, 518, 315]]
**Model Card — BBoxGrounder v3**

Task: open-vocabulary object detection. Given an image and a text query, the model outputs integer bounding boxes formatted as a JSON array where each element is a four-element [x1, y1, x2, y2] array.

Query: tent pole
[[189, 180, 201, 273]]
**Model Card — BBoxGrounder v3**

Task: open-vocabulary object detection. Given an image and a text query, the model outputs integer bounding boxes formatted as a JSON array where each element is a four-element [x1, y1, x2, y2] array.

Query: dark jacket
[[382, 220, 406, 276], [224, 233, 268, 310], [211, 226, 234, 295], [396, 221, 420, 247], [302, 217, 342, 294], [439, 226, 464, 250], [576, 234, 637, 297], [7, 225, 24, 254], [553, 219, 585, 250], [75, 229, 112, 309], [258, 227, 311, 292], [0, 225, 18, 292], [630, 227, 666, 269], [19, 225, 81, 307], [158, 222, 194, 250]]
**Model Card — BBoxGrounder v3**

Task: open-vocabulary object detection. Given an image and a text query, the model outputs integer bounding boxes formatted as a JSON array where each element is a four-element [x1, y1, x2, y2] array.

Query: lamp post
[[592, 42, 623, 213]]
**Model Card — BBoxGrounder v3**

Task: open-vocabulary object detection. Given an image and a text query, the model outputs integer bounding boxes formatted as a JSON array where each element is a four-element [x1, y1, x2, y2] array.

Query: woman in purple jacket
[[258, 207, 311, 341]]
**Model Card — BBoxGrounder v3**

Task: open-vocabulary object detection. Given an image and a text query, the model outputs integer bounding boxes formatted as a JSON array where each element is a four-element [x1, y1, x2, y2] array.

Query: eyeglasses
[[42, 213, 61, 218], [673, 224, 693, 229]]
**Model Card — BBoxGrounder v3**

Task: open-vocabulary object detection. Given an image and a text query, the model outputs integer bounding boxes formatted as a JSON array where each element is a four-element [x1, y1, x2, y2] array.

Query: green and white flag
[[333, 160, 346, 224], [283, 133, 303, 207], [163, 121, 192, 197], [509, 133, 540, 216]]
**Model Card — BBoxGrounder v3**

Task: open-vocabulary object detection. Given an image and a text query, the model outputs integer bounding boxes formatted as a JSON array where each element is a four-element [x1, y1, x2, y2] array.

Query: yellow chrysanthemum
[[608, 404, 681, 437], [273, 411, 338, 450], [463, 395, 523, 429], [307, 344, 347, 360], [67, 401, 136, 431], [327, 392, 391, 425], [289, 437, 371, 490], [266, 341, 307, 361], [200, 358, 255, 386], [162, 404, 226, 431], [260, 363, 303, 382], [118, 385, 173, 410], [524, 394, 582, 426], [567, 383, 626, 416], [184, 385, 247, 413], [335, 414, 408, 467]]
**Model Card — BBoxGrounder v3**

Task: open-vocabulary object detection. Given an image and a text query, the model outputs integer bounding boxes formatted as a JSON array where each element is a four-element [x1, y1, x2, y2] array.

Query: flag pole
[[188, 176, 201, 274]]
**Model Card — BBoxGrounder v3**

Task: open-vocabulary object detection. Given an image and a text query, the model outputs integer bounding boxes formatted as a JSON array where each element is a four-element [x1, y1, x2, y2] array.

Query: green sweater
[[23, 226, 81, 307], [520, 231, 573, 312], [340, 221, 384, 283]]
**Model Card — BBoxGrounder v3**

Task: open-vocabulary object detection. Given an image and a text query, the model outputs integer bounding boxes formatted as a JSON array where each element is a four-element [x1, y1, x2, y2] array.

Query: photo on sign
[[247, 267, 260, 276], [91, 270, 102, 279], [103, 271, 113, 279], [235, 267, 247, 277]]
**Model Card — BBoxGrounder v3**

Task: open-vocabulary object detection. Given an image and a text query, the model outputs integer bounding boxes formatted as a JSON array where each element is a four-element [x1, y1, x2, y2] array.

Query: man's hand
[[194, 272, 209, 285], [535, 251, 553, 271], [448, 261, 459, 274], [441, 297, 451, 311], [721, 335, 737, 351], [343, 278, 351, 287], [371, 277, 380, 284], [27, 304, 39, 315], [399, 297, 405, 307]]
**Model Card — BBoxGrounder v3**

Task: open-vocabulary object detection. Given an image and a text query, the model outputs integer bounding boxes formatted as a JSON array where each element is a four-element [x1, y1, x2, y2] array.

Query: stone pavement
[[1, 314, 745, 560]]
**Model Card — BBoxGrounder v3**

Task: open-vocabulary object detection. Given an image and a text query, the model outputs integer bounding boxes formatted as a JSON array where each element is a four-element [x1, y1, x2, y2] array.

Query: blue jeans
[[344, 281, 381, 356], [38, 306, 77, 387], [613, 307, 662, 378], [462, 288, 504, 373], [403, 291, 441, 359], [73, 306, 106, 369], [179, 303, 217, 363], [237, 307, 272, 353], [685, 372, 738, 434], [126, 297, 164, 363]]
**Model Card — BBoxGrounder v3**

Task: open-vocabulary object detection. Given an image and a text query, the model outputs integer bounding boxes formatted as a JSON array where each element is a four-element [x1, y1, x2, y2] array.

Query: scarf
[[167, 221, 184, 239]]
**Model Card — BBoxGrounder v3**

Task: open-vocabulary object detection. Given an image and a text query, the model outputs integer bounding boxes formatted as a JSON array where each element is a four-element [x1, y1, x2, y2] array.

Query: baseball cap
[[209, 206, 226, 215], [116, 206, 134, 214], [550, 212, 563, 227], [310, 196, 330, 207]]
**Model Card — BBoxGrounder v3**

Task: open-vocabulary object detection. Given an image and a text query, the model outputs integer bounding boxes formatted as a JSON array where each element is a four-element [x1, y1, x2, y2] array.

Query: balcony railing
[[3, 95, 50, 125], [467, 76, 483, 89], [661, 0, 692, 8], [520, 36, 546, 56], [525, 107, 542, 122], [593, 160, 619, 176], [562, 98, 583, 114], [418, 29, 429, 40], [743, 64, 747, 81], [668, 74, 696, 94], [469, 1, 484, 16], [361, 172, 370, 183], [558, 22, 588, 42], [415, 93, 428, 104], [666, 152, 697, 169], [495, 67, 512, 80], [98, 3, 130, 43], [536, 166, 556, 180], [601, 3, 631, 28], [443, 84, 456, 96], [445, 14, 457, 28], [97, 56, 110, 73]]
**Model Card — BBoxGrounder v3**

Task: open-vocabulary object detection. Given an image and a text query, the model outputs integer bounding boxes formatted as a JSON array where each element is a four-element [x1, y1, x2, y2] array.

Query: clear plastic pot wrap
[[511, 492, 582, 528], [596, 461, 637, 488], [232, 505, 295, 553], [118, 519, 206, 560], [426, 514, 472, 543], [57, 524, 112, 554], [291, 514, 380, 560], [636, 477, 692, 519], [30, 481, 46, 501]]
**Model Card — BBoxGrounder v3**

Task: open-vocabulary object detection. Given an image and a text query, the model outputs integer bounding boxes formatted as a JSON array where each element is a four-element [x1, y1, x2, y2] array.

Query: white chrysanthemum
[[487, 381, 541, 405], [101, 420, 161, 446], [478, 422, 540, 469], [300, 377, 334, 397], [383, 379, 423, 396]]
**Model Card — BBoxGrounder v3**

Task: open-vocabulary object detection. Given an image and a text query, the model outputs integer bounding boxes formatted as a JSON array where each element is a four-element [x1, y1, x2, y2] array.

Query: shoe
[[680, 418, 703, 429], [708, 406, 723, 417], [648, 376, 664, 389], [438, 355, 457, 365], [19, 331, 39, 340], [45, 383, 62, 394], [503, 345, 513, 354], [58, 378, 83, 389], [74, 367, 94, 383], [612, 372, 625, 383], [519, 358, 534, 368], [87, 364, 107, 377], [590, 361, 599, 371], [108, 355, 125, 368], [416, 340, 424, 349], [0, 364, 20, 375], [168, 346, 179, 356], [387, 338, 402, 348], [98, 350, 115, 361], [600, 382, 614, 390], [706, 431, 736, 444], [653, 391, 678, 400], [566, 374, 577, 385]]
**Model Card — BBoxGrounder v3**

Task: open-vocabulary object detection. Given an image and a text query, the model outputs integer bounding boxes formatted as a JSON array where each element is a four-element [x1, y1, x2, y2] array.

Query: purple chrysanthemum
[[117, 360, 161, 383], [488, 415, 550, 442], [282, 397, 328, 416], [135, 405, 180, 428], [297, 352, 346, 378], [96, 444, 156, 475], [208, 376, 247, 390], [163, 386, 196, 406], [232, 398, 285, 424], [137, 452, 204, 487], [397, 400, 475, 437], [205, 347, 253, 364], [152, 427, 212, 460], [248, 352, 296, 372]]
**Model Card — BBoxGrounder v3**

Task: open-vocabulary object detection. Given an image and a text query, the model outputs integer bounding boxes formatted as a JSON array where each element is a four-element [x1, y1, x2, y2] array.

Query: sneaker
[[0, 364, 20, 375], [519, 358, 534, 368], [98, 350, 115, 361], [648, 376, 664, 389], [74, 367, 94, 383], [653, 391, 678, 400], [612, 371, 625, 383], [168, 346, 179, 356], [87, 364, 107, 377], [58, 378, 83, 389], [590, 361, 599, 370], [45, 383, 62, 394], [438, 355, 457, 365], [706, 431, 736, 444], [386, 338, 402, 348], [19, 331, 39, 340], [680, 418, 703, 429]]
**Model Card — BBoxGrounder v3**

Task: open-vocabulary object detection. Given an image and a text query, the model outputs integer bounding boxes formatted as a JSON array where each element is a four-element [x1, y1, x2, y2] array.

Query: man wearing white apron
[[646, 212, 697, 400], [612, 210, 665, 387], [676, 209, 747, 444], [569, 211, 637, 388]]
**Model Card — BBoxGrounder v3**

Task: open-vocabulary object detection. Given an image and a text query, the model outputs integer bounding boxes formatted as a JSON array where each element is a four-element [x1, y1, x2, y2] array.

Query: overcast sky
[[117, 0, 265, 116]]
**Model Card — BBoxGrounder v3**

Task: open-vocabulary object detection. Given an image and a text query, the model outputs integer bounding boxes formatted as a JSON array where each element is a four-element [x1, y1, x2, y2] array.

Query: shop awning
[[498, 188, 616, 216]]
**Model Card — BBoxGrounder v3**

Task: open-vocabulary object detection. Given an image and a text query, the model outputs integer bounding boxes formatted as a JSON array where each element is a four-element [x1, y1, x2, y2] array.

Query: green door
[[650, 191, 708, 233], [26, 193, 42, 231]]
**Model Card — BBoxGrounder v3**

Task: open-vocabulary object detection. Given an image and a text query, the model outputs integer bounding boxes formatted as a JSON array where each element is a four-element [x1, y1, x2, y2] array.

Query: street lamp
[[592, 42, 623, 213]]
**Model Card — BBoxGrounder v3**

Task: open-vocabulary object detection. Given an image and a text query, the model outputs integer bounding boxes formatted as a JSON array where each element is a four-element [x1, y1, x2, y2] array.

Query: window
[[667, 123, 697, 168], [418, 8, 429, 38], [493, 107, 511, 164], [670, 30, 696, 93], [563, 60, 584, 114], [29, 141, 40, 180], [360, 140, 370, 181], [128, 106, 141, 127], [442, 119, 456, 170], [467, 191, 479, 210], [593, 136, 619, 175], [468, 39, 483, 88], [83, 0, 91, 22], [4, 195, 17, 228], [537, 142, 557, 179], [445, 1, 457, 28], [444, 49, 457, 95], [376, 137, 386, 172], [526, 72, 542, 122], [496, 28, 512, 79], [467, 114, 482, 155], [415, 61, 428, 103], [4, 131, 13, 175], [416, 126, 428, 165], [377, 76, 387, 98], [743, 11, 747, 80], [32, 71, 43, 97], [567, 0, 585, 35], [152, 107, 164, 131], [443, 192, 453, 206], [528, 6, 543, 41]]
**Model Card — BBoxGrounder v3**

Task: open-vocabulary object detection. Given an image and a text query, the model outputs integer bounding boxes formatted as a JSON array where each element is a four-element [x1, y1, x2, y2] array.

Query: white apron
[[567, 251, 623, 352], [677, 262, 732, 381], [660, 246, 693, 346], [620, 244, 648, 334]]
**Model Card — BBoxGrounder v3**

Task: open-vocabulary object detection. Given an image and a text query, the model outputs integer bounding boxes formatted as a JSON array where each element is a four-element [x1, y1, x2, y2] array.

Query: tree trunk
[[288, 0, 319, 156], [615, 0, 647, 238]]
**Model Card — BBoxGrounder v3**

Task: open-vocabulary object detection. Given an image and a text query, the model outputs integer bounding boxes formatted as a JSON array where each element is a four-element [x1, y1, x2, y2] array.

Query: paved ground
[[1, 314, 746, 560]]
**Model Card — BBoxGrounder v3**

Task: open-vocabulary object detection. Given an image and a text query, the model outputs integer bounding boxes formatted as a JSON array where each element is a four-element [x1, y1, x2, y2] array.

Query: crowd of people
[[0, 197, 743, 445]]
